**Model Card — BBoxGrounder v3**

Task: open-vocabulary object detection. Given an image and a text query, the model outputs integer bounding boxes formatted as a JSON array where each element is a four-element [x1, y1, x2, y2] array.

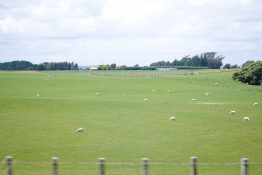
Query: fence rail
[[2, 156, 252, 175]]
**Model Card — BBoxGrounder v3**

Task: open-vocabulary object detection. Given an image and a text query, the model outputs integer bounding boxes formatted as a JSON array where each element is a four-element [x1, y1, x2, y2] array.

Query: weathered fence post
[[190, 157, 197, 175], [6, 156, 13, 175], [99, 158, 106, 175], [142, 158, 149, 175], [52, 157, 59, 175], [241, 158, 248, 175]]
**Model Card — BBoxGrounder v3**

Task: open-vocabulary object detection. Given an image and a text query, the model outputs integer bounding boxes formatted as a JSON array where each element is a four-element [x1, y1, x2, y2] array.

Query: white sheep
[[152, 90, 156, 92], [244, 117, 250, 121], [169, 116, 176, 121], [229, 110, 236, 115], [205, 92, 210, 96], [215, 83, 219, 86], [75, 128, 84, 133], [144, 98, 148, 101], [192, 98, 197, 101], [37, 94, 40, 97], [253, 102, 258, 106], [96, 92, 100, 95]]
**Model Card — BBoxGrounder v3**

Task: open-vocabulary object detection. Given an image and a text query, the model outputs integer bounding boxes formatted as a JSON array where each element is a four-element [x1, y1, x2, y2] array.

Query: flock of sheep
[[228, 102, 259, 122], [73, 88, 259, 134]]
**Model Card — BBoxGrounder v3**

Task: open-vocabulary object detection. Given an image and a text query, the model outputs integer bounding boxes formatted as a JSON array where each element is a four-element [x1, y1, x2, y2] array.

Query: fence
[[2, 156, 251, 175]]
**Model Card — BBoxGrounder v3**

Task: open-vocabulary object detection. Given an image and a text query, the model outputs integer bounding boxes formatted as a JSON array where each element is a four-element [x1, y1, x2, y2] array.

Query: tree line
[[150, 52, 224, 69], [233, 60, 262, 85], [0, 61, 78, 70], [93, 64, 155, 70]]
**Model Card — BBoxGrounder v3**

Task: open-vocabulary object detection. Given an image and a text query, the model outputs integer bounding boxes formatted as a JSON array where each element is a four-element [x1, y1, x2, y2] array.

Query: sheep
[[144, 98, 148, 101], [96, 92, 100, 95], [37, 94, 40, 97], [75, 128, 84, 133], [253, 102, 258, 106], [167, 90, 171, 93], [122, 93, 126, 96], [151, 90, 156, 92], [244, 117, 250, 121], [229, 110, 236, 115], [192, 98, 197, 101], [205, 92, 209, 96], [215, 83, 219, 86], [169, 116, 176, 121]]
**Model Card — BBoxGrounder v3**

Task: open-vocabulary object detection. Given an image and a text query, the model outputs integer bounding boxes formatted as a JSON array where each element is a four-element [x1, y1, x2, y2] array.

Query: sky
[[0, 0, 262, 66]]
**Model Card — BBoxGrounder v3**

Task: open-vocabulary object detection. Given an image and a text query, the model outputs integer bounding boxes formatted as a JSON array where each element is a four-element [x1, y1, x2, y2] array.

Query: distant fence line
[[2, 156, 253, 175], [87, 72, 260, 93]]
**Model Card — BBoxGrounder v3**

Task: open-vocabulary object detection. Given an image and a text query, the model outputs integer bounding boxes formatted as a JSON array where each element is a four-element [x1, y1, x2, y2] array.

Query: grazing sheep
[[96, 92, 100, 95], [253, 102, 258, 106], [75, 128, 84, 133], [205, 92, 209, 96], [192, 98, 197, 101], [144, 98, 148, 101], [215, 83, 219, 86], [244, 117, 250, 121], [37, 94, 40, 97], [152, 90, 156, 92], [169, 116, 176, 121], [229, 110, 236, 115]]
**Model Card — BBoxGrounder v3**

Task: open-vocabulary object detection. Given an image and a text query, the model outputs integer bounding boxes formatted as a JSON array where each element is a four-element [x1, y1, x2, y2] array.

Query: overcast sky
[[0, 0, 261, 66]]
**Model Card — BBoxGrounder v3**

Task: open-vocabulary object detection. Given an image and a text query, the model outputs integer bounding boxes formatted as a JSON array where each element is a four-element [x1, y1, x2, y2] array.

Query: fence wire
[[1, 161, 262, 165]]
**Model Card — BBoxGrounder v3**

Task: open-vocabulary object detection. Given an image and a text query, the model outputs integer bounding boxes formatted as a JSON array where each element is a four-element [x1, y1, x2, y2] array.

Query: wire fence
[[1, 156, 261, 175]]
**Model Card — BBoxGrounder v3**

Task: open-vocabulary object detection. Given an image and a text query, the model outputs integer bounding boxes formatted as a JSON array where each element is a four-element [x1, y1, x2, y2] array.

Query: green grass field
[[0, 70, 261, 175]]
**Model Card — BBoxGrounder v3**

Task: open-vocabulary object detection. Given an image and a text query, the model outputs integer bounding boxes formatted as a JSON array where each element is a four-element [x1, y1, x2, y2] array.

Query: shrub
[[232, 61, 262, 85]]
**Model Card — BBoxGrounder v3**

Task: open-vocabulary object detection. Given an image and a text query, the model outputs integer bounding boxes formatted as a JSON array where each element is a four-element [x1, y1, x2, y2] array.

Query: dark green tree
[[223, 64, 231, 69], [232, 61, 262, 85], [109, 63, 116, 70]]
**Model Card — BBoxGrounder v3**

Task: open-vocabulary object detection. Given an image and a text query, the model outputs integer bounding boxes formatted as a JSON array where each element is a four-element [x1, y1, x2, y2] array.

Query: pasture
[[0, 70, 261, 175]]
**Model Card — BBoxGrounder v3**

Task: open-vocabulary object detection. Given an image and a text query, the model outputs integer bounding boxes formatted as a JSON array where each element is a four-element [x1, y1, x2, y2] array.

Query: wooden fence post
[[99, 158, 105, 175], [241, 158, 248, 175], [190, 157, 197, 175], [142, 158, 149, 175], [52, 157, 59, 175], [6, 156, 13, 175]]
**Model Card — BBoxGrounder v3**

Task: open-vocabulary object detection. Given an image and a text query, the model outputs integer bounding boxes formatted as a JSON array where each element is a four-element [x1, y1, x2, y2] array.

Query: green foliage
[[97, 65, 110, 70], [231, 64, 238, 69], [109, 63, 116, 70], [242, 60, 254, 68], [0, 60, 33, 70], [0, 61, 78, 71], [233, 61, 262, 85], [223, 64, 231, 69], [150, 52, 224, 69]]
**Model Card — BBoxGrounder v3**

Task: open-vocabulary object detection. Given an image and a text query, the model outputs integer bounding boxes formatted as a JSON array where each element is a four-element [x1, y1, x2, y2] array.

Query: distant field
[[0, 70, 261, 175]]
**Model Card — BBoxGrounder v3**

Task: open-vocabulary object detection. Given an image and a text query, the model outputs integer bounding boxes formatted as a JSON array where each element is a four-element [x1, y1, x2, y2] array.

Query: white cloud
[[0, 0, 261, 66]]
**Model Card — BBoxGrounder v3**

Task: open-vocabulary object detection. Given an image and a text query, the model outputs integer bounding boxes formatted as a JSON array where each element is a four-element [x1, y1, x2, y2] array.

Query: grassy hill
[[0, 70, 261, 175]]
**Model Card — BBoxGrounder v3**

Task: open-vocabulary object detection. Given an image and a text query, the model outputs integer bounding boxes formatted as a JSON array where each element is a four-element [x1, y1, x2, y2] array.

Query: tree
[[231, 64, 238, 69], [242, 60, 254, 68], [202, 52, 224, 69], [0, 60, 34, 70], [97, 65, 109, 70], [119, 65, 127, 70], [150, 52, 224, 69], [223, 64, 231, 69], [109, 63, 116, 70], [232, 61, 262, 85]]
